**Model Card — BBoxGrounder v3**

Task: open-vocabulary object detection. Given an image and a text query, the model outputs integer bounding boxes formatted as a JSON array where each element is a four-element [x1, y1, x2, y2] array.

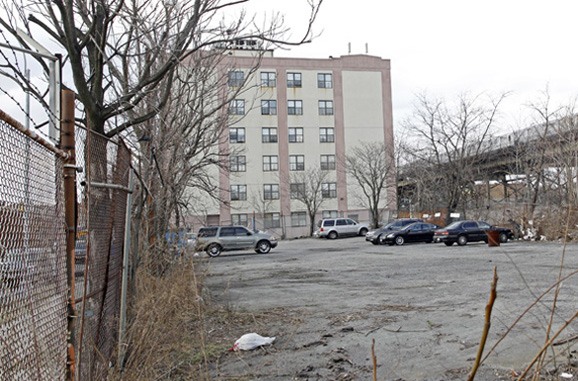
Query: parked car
[[194, 226, 278, 257], [365, 218, 424, 245], [381, 222, 442, 246], [434, 220, 514, 246], [313, 218, 369, 239]]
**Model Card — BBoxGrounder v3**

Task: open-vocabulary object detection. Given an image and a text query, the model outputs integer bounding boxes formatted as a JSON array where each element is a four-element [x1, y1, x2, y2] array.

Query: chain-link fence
[[0, 105, 132, 380], [74, 126, 131, 380], [0, 110, 68, 380]]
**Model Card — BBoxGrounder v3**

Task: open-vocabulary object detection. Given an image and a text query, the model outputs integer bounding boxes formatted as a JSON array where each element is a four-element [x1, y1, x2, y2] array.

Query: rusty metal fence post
[[61, 89, 77, 380]]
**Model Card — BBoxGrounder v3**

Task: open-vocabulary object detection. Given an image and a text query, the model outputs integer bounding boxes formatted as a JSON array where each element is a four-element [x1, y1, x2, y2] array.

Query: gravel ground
[[203, 237, 578, 380]]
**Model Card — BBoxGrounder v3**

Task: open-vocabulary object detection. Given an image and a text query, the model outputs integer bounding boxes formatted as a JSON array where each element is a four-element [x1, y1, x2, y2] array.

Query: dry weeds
[[107, 256, 296, 381]]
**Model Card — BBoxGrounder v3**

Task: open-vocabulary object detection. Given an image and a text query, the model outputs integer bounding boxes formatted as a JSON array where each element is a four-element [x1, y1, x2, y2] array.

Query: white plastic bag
[[230, 333, 276, 351]]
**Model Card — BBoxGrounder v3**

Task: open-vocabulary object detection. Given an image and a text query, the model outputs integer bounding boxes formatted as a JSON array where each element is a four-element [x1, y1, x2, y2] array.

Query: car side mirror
[[247, 232, 252, 236]]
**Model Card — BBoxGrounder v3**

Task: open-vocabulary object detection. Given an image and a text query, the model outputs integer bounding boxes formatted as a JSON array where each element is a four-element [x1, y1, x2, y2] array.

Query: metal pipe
[[118, 169, 134, 370], [0, 41, 59, 61], [87, 181, 133, 193]]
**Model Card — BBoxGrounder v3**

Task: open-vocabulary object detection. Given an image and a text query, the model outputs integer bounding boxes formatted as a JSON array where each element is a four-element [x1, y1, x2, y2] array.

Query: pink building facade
[[189, 50, 396, 238]]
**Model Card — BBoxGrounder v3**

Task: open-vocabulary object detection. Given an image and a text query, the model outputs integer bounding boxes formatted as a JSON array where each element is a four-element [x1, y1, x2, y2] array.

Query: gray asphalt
[[204, 237, 578, 380]]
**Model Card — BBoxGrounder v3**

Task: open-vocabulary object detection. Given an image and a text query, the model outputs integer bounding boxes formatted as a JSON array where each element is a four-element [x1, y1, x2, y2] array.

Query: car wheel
[[499, 232, 508, 243], [371, 239, 380, 245], [206, 243, 222, 257], [359, 228, 368, 236], [328, 231, 338, 240], [395, 236, 405, 246], [457, 235, 468, 246], [444, 242, 454, 246], [257, 240, 271, 254]]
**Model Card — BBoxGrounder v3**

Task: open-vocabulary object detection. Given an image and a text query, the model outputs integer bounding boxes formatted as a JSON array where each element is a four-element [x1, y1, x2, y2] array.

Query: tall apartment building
[[188, 48, 396, 238]]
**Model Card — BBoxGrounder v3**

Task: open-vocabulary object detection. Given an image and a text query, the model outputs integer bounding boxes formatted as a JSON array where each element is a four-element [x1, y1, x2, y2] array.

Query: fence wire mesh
[[74, 127, 131, 380], [0, 113, 68, 380], [0, 108, 132, 380]]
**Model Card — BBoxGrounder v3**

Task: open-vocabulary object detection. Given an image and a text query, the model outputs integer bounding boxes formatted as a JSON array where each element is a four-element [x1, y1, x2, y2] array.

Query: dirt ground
[[201, 238, 578, 380]]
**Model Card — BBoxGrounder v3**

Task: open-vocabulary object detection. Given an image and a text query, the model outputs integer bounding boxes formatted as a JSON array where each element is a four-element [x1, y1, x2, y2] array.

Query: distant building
[[187, 47, 396, 238]]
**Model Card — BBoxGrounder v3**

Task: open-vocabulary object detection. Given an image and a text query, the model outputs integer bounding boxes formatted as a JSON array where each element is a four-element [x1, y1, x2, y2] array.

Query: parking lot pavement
[[204, 238, 578, 380]]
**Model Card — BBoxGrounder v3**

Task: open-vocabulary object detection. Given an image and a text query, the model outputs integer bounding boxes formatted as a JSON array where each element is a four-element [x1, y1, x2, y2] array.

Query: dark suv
[[194, 226, 278, 257]]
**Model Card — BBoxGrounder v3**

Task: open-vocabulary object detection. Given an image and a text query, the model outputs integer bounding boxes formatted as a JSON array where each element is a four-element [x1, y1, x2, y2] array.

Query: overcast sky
[[245, 0, 578, 135], [3, 1, 577, 138]]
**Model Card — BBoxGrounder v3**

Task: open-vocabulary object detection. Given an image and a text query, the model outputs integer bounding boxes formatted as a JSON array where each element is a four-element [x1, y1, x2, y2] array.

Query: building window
[[322, 182, 337, 198], [288, 127, 304, 143], [230, 156, 246, 172], [263, 155, 278, 171], [289, 155, 305, 171], [317, 73, 333, 88], [320, 127, 335, 143], [290, 183, 305, 199], [261, 72, 276, 87], [263, 184, 280, 200], [288, 100, 303, 115], [230, 185, 247, 201], [262, 127, 278, 143], [287, 72, 302, 88], [291, 212, 307, 227], [318, 100, 334, 116], [229, 99, 245, 115], [322, 210, 338, 219], [320, 154, 336, 170], [264, 213, 281, 228], [232, 213, 248, 226], [261, 100, 277, 115], [229, 127, 245, 143], [228, 71, 244, 87]]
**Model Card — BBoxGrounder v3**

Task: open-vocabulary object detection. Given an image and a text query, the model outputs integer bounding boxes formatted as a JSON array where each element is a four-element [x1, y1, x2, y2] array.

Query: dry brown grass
[[107, 253, 294, 381], [533, 208, 578, 241], [106, 255, 233, 380], [107, 258, 207, 380]]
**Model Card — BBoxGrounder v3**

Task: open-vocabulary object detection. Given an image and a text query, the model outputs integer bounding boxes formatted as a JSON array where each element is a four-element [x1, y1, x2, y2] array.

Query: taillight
[[437, 231, 448, 235], [321, 228, 324, 231]]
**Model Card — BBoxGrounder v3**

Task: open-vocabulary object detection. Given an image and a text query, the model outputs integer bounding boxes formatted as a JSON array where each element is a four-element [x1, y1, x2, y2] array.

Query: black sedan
[[365, 218, 423, 245], [380, 222, 441, 246], [433, 220, 513, 246]]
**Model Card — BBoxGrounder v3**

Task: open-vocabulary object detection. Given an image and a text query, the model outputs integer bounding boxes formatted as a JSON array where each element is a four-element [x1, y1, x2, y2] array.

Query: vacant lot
[[204, 238, 578, 380]]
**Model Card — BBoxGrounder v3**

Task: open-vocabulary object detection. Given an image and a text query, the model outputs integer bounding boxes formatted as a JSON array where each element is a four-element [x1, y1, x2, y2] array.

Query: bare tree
[[1, 0, 323, 136], [132, 52, 242, 242], [2, 0, 323, 271], [523, 90, 565, 220], [345, 141, 395, 228], [249, 189, 275, 224], [290, 168, 329, 236], [551, 105, 578, 205], [402, 91, 506, 224]]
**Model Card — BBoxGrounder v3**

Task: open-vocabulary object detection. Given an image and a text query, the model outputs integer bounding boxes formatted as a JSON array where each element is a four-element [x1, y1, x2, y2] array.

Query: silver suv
[[313, 218, 369, 239], [194, 226, 278, 257]]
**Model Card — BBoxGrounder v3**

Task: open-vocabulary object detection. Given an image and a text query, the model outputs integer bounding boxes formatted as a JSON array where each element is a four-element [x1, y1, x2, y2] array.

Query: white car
[[313, 218, 369, 239]]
